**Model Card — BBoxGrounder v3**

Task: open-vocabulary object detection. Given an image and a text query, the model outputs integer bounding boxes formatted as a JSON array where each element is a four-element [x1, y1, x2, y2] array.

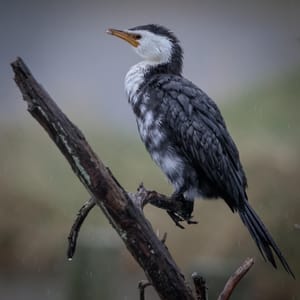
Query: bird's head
[[107, 24, 183, 74]]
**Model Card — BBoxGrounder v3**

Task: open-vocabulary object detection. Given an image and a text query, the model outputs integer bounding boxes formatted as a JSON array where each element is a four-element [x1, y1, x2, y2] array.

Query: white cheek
[[133, 31, 173, 63], [139, 43, 160, 60], [135, 43, 154, 59]]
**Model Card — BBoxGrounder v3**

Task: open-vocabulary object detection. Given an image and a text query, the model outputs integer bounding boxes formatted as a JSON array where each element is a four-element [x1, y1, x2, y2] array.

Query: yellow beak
[[106, 28, 140, 48]]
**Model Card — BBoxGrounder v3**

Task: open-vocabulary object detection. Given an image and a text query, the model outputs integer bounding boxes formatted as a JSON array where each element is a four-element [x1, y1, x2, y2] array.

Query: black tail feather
[[238, 201, 295, 278]]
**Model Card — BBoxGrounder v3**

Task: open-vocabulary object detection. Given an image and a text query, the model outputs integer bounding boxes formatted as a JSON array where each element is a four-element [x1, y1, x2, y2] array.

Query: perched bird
[[107, 24, 294, 276]]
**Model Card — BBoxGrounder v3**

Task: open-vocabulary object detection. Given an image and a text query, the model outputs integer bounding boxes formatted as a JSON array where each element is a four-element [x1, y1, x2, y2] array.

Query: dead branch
[[217, 257, 254, 300], [11, 57, 255, 300], [67, 197, 96, 259], [192, 273, 207, 300], [138, 280, 152, 300], [11, 57, 194, 300]]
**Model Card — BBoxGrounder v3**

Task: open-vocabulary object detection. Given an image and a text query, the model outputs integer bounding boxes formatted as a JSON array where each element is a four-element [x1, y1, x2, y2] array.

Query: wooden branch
[[67, 197, 96, 259], [11, 57, 194, 300], [11, 57, 254, 300], [138, 280, 152, 300], [192, 273, 207, 300], [217, 257, 254, 300], [67, 182, 188, 260]]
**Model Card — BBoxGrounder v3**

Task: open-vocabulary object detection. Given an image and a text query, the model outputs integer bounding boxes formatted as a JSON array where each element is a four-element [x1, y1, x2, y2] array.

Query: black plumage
[[109, 24, 294, 277]]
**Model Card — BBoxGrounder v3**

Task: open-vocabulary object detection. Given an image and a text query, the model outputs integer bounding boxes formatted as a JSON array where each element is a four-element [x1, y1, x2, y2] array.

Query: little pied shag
[[107, 24, 294, 277]]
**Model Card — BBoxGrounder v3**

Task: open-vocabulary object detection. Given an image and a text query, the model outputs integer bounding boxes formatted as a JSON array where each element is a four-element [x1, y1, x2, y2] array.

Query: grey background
[[1, 0, 300, 128]]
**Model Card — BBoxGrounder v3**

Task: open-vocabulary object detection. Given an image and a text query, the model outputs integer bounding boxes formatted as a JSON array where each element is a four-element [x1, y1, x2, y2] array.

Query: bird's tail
[[238, 201, 295, 278]]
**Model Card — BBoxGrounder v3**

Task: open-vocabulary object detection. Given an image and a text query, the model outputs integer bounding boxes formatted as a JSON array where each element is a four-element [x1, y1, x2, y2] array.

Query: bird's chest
[[125, 62, 165, 149], [125, 62, 149, 106]]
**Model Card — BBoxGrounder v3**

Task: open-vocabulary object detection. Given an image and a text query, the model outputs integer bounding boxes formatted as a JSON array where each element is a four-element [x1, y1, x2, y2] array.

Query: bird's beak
[[106, 28, 140, 47]]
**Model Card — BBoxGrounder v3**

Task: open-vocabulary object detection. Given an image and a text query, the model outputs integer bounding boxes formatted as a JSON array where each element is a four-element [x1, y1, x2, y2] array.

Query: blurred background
[[1, 0, 300, 299]]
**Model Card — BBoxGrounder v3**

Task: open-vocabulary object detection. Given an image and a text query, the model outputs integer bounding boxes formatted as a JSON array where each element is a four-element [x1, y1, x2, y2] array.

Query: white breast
[[125, 61, 154, 106]]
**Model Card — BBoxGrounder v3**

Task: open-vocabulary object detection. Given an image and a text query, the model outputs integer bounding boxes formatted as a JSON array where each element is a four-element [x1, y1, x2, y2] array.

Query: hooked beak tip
[[106, 28, 113, 35]]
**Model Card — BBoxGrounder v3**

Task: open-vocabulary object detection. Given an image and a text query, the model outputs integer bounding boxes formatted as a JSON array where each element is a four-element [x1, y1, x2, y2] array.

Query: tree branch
[[11, 57, 194, 300], [192, 273, 207, 300], [11, 57, 254, 300], [138, 280, 152, 300], [67, 197, 96, 259], [217, 257, 254, 300]]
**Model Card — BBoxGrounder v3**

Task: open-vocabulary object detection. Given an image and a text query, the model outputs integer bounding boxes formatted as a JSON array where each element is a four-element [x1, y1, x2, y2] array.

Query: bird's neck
[[125, 58, 182, 106]]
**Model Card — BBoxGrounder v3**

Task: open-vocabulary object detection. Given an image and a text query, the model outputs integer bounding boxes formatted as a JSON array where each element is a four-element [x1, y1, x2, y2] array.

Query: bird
[[107, 24, 294, 277]]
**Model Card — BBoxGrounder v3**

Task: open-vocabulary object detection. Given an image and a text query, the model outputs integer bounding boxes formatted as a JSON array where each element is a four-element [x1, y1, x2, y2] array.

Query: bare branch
[[138, 280, 152, 300], [160, 232, 168, 244], [192, 273, 207, 300], [11, 57, 194, 300], [217, 257, 254, 300], [67, 197, 96, 259], [11, 57, 255, 300]]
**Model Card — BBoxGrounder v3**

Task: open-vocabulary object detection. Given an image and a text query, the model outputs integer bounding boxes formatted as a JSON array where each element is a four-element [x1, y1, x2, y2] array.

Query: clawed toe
[[167, 210, 185, 229], [166, 193, 198, 228], [167, 210, 198, 229], [187, 219, 198, 225]]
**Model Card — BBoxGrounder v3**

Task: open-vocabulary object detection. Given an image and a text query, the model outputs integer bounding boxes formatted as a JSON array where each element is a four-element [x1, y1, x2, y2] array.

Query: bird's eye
[[133, 34, 142, 40]]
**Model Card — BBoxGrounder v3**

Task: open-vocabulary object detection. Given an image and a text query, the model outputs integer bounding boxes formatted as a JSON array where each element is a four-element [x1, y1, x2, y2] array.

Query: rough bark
[[11, 57, 194, 300], [217, 258, 254, 300], [192, 273, 207, 300]]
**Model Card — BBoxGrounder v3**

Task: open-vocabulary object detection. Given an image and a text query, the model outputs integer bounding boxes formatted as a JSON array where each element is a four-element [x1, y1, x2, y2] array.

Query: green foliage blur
[[0, 68, 299, 299]]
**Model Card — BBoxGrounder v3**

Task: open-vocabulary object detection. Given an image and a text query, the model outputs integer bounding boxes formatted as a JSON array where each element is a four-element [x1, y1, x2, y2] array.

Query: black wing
[[148, 75, 247, 210]]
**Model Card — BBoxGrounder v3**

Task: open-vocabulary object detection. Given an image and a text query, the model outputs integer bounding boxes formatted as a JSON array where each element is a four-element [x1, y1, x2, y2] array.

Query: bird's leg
[[167, 192, 198, 229]]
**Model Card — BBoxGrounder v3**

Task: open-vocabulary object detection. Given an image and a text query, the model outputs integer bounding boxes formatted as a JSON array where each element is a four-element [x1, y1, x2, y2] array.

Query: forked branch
[[217, 257, 254, 300], [11, 57, 254, 300], [11, 57, 194, 300], [67, 197, 96, 259]]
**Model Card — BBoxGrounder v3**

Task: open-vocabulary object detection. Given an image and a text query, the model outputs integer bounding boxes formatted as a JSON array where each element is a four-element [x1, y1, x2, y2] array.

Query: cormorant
[[107, 24, 294, 277]]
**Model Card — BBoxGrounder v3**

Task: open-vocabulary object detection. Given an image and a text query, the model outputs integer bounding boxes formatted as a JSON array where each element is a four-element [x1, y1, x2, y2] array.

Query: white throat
[[124, 30, 173, 105], [125, 61, 155, 105]]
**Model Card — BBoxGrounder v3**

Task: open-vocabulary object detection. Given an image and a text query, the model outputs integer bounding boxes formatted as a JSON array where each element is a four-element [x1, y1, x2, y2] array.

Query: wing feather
[[150, 75, 247, 209]]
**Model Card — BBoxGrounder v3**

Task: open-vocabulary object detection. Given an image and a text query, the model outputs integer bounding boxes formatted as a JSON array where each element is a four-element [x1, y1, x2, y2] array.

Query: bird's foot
[[167, 193, 198, 229], [167, 210, 186, 229]]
